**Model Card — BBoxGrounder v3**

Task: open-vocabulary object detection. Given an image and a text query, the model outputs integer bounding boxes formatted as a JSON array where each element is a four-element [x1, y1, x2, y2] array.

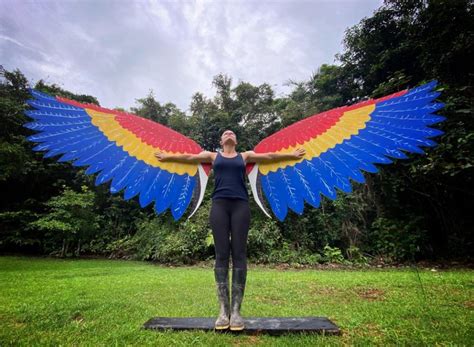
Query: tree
[[29, 186, 100, 257], [335, 0, 474, 256]]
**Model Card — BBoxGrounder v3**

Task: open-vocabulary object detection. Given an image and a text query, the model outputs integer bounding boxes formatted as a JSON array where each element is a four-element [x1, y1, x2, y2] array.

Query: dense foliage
[[1, 0, 472, 263]]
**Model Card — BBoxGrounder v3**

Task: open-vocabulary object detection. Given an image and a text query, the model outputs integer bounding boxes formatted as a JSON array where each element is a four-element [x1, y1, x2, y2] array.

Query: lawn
[[0, 256, 472, 346]]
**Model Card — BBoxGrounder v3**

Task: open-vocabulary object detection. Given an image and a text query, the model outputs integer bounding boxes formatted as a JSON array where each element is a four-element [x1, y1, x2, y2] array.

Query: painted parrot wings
[[24, 89, 211, 221], [246, 80, 446, 221], [25, 80, 445, 222]]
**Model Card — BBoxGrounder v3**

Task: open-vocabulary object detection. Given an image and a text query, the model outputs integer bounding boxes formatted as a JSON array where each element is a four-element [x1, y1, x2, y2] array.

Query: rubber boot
[[230, 267, 247, 331], [214, 267, 230, 330]]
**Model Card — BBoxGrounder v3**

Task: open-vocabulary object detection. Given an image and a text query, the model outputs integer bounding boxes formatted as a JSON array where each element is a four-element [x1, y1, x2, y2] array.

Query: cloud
[[1, 0, 383, 112], [0, 34, 34, 51]]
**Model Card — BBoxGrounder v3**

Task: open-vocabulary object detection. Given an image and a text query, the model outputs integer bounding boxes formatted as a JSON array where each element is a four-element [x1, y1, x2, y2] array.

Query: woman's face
[[220, 129, 237, 146]]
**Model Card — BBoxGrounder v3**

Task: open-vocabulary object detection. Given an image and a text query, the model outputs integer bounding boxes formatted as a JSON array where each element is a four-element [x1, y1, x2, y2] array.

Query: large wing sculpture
[[246, 81, 446, 221], [24, 89, 211, 220]]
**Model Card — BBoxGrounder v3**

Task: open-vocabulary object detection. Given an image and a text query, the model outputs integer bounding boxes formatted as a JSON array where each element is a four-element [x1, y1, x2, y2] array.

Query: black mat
[[143, 317, 341, 335]]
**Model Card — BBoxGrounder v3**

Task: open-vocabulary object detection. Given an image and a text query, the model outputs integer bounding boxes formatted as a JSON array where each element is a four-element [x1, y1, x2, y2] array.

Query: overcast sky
[[1, 0, 382, 112]]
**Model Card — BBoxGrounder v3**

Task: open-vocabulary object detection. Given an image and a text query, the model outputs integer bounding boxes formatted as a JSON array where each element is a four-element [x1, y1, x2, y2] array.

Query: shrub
[[366, 216, 427, 262]]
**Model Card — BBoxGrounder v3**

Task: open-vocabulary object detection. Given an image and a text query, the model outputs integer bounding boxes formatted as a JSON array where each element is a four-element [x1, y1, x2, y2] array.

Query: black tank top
[[211, 152, 249, 201]]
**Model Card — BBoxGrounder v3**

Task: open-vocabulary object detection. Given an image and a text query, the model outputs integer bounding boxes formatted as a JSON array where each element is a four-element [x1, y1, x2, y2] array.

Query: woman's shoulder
[[240, 151, 253, 159], [210, 151, 218, 163]]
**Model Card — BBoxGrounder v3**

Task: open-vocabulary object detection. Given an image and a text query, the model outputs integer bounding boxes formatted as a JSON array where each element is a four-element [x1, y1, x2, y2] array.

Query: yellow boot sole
[[215, 324, 229, 330], [230, 325, 244, 331]]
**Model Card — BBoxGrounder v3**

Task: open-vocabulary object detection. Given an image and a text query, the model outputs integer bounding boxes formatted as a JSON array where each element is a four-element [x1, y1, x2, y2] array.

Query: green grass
[[0, 256, 472, 346]]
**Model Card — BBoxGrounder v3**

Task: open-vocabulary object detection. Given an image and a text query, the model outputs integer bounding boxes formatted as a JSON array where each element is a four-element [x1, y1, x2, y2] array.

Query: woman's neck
[[222, 144, 237, 155]]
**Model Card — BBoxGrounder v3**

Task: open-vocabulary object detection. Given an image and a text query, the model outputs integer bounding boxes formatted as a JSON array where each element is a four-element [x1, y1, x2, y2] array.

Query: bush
[[264, 242, 322, 265], [111, 204, 213, 264], [346, 245, 369, 265], [247, 218, 282, 260], [366, 216, 427, 262], [322, 245, 347, 264]]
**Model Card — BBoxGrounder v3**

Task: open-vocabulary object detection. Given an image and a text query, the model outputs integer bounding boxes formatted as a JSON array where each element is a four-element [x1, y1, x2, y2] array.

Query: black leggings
[[209, 198, 251, 269]]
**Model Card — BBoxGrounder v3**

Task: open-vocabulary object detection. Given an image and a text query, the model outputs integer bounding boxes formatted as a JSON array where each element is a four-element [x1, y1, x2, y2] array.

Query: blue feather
[[371, 106, 445, 124], [26, 125, 96, 143], [123, 163, 152, 200], [368, 122, 443, 144], [48, 132, 104, 155], [94, 152, 134, 185], [139, 169, 169, 208], [28, 89, 57, 101], [279, 167, 304, 214], [365, 125, 426, 154], [91, 142, 125, 165], [51, 136, 109, 162], [330, 145, 366, 184], [60, 139, 111, 164], [23, 118, 91, 130], [110, 159, 144, 194], [356, 127, 413, 160], [292, 163, 321, 208], [29, 127, 100, 150], [304, 169, 335, 202], [171, 174, 196, 220], [304, 158, 337, 200], [25, 110, 90, 121], [155, 173, 185, 213], [26, 101, 84, 117], [349, 135, 407, 161], [261, 172, 287, 221], [318, 152, 352, 193], [320, 151, 356, 193], [86, 145, 126, 175]]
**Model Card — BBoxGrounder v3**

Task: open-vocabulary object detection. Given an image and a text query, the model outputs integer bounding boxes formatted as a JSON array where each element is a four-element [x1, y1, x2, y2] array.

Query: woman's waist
[[211, 196, 249, 205]]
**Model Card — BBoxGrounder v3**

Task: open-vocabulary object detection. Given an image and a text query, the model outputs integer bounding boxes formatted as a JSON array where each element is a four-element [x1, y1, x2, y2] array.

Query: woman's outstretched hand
[[292, 148, 306, 159], [155, 152, 168, 161]]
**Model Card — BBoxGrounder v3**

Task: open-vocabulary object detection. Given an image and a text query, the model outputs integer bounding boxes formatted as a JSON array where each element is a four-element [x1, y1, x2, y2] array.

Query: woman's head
[[220, 129, 237, 147]]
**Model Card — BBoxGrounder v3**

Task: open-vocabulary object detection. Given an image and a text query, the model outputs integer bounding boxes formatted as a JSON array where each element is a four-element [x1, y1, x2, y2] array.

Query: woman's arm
[[244, 148, 306, 163], [154, 151, 215, 163]]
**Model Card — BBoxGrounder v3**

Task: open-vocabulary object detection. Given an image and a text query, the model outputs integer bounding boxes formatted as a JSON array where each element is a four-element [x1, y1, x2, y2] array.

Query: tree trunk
[[365, 174, 384, 218], [76, 239, 81, 257], [60, 239, 66, 257]]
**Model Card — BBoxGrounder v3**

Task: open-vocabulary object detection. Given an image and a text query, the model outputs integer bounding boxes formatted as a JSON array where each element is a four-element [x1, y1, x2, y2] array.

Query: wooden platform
[[143, 317, 341, 335]]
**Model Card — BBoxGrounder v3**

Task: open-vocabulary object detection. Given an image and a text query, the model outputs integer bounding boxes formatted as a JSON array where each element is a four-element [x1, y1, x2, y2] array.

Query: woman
[[155, 130, 305, 330]]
